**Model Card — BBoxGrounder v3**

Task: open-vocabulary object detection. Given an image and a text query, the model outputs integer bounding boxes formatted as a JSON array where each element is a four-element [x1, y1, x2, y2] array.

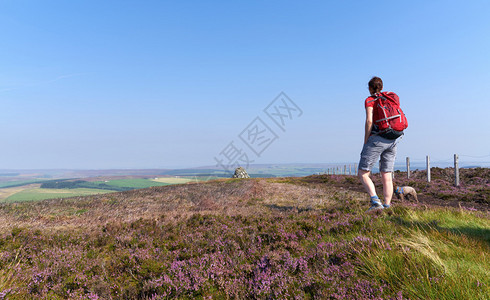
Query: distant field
[[0, 184, 40, 201], [92, 178, 172, 189], [0, 177, 220, 203], [4, 188, 114, 203]]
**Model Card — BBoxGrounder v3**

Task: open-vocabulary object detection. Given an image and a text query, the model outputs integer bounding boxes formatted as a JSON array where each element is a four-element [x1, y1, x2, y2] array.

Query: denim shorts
[[358, 134, 402, 173]]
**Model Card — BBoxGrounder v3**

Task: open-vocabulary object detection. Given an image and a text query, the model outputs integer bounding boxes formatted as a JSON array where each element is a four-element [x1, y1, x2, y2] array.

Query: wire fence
[[315, 153, 490, 187]]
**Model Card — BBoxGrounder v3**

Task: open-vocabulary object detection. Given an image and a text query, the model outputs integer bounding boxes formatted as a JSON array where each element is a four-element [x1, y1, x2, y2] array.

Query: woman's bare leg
[[381, 172, 393, 205], [358, 169, 376, 197]]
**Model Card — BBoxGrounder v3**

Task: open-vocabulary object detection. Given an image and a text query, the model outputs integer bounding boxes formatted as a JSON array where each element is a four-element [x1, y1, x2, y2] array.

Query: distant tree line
[[0, 179, 54, 189]]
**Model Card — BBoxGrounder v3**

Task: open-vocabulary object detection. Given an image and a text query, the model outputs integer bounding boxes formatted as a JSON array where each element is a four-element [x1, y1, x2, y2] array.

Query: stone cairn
[[232, 167, 250, 178]]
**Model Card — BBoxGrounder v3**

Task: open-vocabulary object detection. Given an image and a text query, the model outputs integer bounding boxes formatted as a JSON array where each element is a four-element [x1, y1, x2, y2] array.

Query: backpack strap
[[375, 113, 402, 123], [366, 93, 387, 104], [367, 98, 377, 104]]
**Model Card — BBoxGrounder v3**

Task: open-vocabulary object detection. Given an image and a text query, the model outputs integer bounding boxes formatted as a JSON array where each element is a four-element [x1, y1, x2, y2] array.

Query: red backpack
[[370, 92, 408, 138]]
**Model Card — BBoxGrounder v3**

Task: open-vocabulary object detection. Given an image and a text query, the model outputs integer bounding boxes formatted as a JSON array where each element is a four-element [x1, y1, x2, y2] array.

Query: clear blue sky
[[1, 0, 489, 169]]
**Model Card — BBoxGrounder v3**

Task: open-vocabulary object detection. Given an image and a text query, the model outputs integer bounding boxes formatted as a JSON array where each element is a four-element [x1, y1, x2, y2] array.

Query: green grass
[[400, 208, 490, 243], [4, 188, 115, 203], [358, 206, 490, 300]]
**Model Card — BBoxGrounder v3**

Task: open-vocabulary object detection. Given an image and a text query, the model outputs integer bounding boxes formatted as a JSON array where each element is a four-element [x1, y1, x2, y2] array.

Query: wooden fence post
[[344, 165, 346, 175], [406, 157, 410, 179], [426, 155, 431, 183], [355, 164, 358, 176], [454, 154, 460, 187]]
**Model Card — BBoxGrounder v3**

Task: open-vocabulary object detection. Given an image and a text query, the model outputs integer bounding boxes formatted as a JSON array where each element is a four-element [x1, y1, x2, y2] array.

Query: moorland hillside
[[0, 173, 488, 299]]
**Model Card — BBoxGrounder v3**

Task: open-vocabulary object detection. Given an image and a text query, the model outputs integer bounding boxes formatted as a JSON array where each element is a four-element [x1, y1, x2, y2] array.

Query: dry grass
[[0, 178, 366, 234], [151, 177, 194, 184], [397, 231, 448, 272]]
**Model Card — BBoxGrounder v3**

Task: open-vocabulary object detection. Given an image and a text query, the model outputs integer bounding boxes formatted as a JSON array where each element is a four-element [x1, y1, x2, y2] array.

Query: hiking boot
[[368, 200, 384, 211]]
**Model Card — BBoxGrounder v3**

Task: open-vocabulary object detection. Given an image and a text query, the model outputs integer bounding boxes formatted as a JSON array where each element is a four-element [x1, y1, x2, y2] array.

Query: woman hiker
[[358, 76, 407, 210]]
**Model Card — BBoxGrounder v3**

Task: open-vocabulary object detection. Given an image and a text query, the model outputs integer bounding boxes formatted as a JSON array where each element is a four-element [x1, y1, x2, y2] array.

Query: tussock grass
[[359, 206, 489, 300], [0, 248, 23, 297]]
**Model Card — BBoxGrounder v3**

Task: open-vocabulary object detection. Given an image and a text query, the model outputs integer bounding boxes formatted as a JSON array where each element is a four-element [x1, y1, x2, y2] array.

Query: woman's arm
[[364, 106, 374, 144]]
